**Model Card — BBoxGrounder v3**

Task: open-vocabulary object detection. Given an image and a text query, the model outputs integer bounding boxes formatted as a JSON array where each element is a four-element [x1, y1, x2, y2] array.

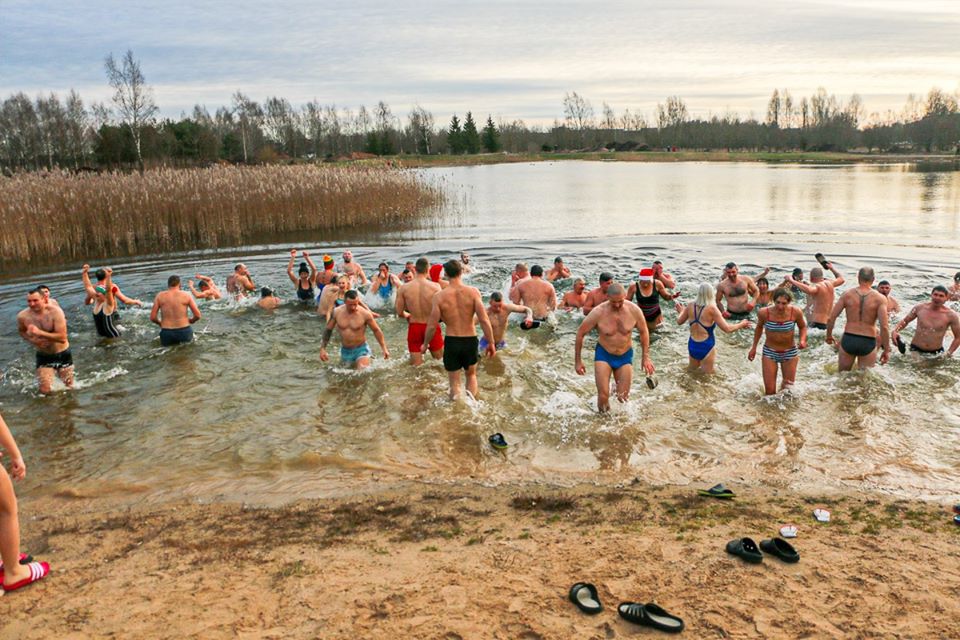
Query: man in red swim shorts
[[396, 257, 444, 365]]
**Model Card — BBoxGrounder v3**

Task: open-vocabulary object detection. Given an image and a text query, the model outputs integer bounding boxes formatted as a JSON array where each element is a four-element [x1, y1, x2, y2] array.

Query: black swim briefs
[[810, 322, 828, 330], [443, 335, 479, 372], [35, 348, 73, 369], [160, 326, 194, 347], [910, 343, 944, 355], [841, 332, 876, 356]]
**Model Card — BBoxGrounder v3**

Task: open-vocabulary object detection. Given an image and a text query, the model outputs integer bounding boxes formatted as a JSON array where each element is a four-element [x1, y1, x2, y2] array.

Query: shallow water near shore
[[1, 161, 959, 506]]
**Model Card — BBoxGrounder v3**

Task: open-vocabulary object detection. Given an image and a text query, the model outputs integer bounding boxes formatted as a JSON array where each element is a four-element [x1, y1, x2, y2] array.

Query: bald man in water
[[785, 263, 844, 330], [575, 282, 655, 413], [826, 266, 890, 370]]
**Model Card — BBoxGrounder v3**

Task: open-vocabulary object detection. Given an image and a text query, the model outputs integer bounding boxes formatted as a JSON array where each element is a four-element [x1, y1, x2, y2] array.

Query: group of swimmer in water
[[14, 249, 960, 410]]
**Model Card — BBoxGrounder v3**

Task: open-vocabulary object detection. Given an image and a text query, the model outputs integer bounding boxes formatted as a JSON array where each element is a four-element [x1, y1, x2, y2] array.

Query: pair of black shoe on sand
[[726, 536, 800, 564], [568, 583, 684, 633]]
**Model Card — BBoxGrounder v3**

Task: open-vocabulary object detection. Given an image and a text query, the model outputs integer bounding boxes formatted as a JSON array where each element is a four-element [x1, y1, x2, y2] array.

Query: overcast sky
[[2, 0, 958, 125]]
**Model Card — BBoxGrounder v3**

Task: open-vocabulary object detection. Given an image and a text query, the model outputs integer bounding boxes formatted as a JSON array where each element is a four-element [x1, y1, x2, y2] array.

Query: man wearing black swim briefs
[[892, 286, 960, 358], [826, 266, 890, 370], [17, 288, 74, 393], [422, 260, 496, 401]]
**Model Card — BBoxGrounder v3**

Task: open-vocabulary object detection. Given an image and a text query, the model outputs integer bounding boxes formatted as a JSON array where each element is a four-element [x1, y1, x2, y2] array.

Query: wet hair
[[27, 287, 43, 297], [168, 275, 181, 287], [401, 268, 411, 276], [858, 267, 875, 283], [530, 264, 544, 277], [792, 268, 803, 278], [756, 277, 769, 287], [810, 267, 824, 279], [954, 271, 960, 281], [654, 260, 663, 266], [298, 262, 309, 274], [95, 268, 107, 281], [599, 272, 614, 283], [695, 282, 714, 307], [443, 259, 462, 279], [725, 262, 737, 270], [772, 287, 793, 303], [344, 288, 360, 300], [573, 277, 585, 286], [607, 282, 626, 297], [378, 262, 389, 271], [234, 264, 243, 272], [36, 284, 50, 293], [415, 257, 430, 274], [198, 280, 210, 290], [877, 279, 890, 287], [261, 287, 273, 298], [932, 285, 949, 295], [490, 291, 503, 302], [554, 256, 563, 264]]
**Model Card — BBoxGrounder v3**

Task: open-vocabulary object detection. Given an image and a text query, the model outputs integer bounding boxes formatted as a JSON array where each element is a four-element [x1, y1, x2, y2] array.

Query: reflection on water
[[1, 162, 959, 505]]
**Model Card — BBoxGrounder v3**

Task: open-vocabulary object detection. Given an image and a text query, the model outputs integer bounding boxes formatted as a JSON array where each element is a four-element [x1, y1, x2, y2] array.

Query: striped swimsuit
[[762, 316, 798, 362]]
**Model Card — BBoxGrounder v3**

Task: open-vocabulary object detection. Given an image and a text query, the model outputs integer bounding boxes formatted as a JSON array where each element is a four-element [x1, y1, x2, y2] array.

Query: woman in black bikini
[[287, 249, 318, 304]]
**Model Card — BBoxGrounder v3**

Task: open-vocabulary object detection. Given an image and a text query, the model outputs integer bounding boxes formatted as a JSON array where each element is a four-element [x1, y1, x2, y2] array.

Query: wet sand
[[2, 480, 958, 639]]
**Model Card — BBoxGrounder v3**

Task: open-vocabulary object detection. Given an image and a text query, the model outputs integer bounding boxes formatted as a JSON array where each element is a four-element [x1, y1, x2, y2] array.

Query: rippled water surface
[[1, 161, 959, 504]]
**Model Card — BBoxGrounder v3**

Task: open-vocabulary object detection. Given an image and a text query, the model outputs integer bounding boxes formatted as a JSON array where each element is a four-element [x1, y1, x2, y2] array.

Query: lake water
[[1, 161, 958, 505]]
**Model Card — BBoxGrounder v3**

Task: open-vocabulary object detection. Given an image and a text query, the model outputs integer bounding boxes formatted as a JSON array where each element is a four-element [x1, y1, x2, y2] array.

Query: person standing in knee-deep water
[[748, 288, 807, 395], [826, 266, 890, 370], [150, 275, 201, 346], [17, 288, 73, 394], [422, 260, 496, 401]]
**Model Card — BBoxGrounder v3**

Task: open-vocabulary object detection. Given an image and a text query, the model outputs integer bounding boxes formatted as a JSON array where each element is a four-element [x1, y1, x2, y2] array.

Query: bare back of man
[[150, 276, 201, 347], [826, 267, 889, 370], [422, 261, 495, 400], [787, 265, 843, 328], [510, 267, 557, 319], [396, 258, 443, 365]]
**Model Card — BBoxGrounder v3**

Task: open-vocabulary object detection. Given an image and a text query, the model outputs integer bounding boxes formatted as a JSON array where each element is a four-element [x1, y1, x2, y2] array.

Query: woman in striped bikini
[[748, 288, 807, 395]]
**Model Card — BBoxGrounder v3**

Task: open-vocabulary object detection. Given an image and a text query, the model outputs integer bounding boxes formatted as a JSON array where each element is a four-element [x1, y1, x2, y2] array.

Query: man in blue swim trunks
[[574, 283, 655, 412], [320, 289, 389, 370], [482, 292, 535, 353]]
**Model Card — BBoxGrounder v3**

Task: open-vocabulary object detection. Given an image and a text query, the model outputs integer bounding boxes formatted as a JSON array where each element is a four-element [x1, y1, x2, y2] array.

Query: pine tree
[[462, 111, 481, 154], [481, 115, 501, 152], [447, 114, 464, 154]]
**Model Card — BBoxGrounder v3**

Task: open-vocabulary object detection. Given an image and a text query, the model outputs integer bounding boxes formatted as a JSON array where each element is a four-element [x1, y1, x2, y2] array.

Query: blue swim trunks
[[479, 337, 507, 351], [341, 342, 372, 365], [594, 344, 633, 369]]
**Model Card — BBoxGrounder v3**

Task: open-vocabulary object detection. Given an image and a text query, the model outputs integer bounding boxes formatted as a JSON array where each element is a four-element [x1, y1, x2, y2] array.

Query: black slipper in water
[[618, 602, 684, 633], [760, 537, 800, 563], [726, 537, 763, 563], [519, 320, 542, 331], [568, 582, 602, 615]]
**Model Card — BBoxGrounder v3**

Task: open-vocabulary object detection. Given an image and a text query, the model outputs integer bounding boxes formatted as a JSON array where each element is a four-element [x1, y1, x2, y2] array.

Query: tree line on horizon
[[1, 51, 958, 173]]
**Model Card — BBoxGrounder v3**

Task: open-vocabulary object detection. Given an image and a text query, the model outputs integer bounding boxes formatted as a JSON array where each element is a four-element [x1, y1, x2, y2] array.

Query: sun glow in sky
[[2, 0, 958, 125]]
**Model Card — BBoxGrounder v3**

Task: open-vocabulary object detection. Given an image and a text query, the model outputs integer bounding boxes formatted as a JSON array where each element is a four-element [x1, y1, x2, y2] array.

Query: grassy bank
[[389, 149, 960, 168], [0, 164, 444, 267], [5, 481, 958, 638]]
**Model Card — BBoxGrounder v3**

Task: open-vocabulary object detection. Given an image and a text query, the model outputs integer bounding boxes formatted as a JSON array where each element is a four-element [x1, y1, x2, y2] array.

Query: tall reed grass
[[0, 165, 445, 267]]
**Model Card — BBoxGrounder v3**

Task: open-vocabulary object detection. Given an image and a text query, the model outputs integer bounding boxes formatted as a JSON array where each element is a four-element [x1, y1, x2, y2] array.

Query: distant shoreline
[[384, 150, 960, 168]]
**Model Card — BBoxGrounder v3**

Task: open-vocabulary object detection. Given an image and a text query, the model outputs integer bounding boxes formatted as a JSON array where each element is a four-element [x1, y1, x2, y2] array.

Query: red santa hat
[[638, 268, 654, 282], [429, 264, 443, 283]]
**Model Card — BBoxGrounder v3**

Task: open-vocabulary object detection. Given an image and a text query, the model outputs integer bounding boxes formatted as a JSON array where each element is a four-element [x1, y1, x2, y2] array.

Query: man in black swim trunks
[[422, 260, 496, 401], [150, 275, 202, 347], [826, 266, 890, 370], [891, 286, 960, 357], [17, 289, 74, 393]]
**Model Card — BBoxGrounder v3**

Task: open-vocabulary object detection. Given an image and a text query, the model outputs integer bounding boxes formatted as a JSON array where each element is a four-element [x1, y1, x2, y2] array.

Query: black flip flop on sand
[[698, 483, 735, 499], [726, 537, 763, 563], [760, 537, 800, 563], [568, 582, 602, 615], [618, 602, 684, 633]]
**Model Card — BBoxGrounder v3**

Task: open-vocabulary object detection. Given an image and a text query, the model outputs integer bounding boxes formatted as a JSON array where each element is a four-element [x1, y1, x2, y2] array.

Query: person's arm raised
[[287, 250, 299, 284], [81, 264, 97, 298]]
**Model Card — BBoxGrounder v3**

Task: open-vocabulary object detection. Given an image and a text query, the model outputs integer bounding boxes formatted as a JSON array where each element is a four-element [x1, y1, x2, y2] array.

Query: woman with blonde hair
[[676, 283, 751, 373]]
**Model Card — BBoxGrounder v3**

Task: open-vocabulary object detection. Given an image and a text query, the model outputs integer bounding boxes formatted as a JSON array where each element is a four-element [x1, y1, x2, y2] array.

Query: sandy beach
[[1, 480, 958, 639]]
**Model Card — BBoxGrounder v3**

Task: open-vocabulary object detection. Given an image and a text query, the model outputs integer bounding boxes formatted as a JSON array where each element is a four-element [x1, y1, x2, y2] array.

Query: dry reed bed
[[0, 165, 445, 266]]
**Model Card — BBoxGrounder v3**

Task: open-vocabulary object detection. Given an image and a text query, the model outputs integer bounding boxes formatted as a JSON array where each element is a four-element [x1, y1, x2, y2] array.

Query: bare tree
[[232, 91, 262, 163], [562, 92, 594, 133], [104, 49, 158, 173]]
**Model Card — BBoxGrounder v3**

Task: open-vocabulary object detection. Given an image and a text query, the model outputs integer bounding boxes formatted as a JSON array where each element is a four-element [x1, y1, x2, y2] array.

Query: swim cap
[[429, 264, 443, 282], [638, 268, 654, 282], [94, 285, 107, 294]]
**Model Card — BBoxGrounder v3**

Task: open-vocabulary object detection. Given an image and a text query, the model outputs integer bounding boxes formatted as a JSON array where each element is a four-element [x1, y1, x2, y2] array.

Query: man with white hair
[[574, 282, 655, 412]]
